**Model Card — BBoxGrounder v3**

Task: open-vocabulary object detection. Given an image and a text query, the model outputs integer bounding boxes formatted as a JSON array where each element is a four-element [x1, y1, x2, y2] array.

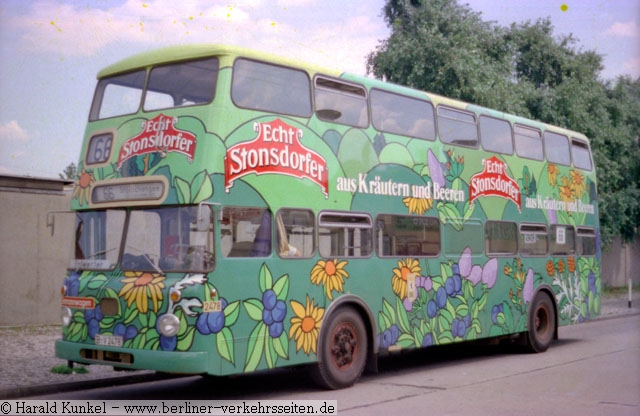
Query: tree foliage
[[367, 0, 640, 247], [59, 162, 77, 180]]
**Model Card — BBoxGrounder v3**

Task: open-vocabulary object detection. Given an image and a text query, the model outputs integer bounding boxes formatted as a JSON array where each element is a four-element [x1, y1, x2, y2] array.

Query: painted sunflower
[[310, 259, 348, 300], [391, 258, 421, 299], [118, 271, 166, 314], [402, 196, 433, 215], [72, 168, 95, 206], [289, 296, 324, 355]]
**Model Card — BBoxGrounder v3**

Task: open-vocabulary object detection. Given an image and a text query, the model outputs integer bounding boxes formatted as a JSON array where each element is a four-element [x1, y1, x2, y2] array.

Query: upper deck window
[[232, 58, 312, 117], [370, 89, 435, 140], [437, 107, 478, 147], [545, 131, 571, 166], [89, 57, 219, 121], [314, 77, 368, 128], [480, 116, 513, 154], [514, 124, 543, 161], [571, 138, 593, 171], [144, 57, 219, 111]]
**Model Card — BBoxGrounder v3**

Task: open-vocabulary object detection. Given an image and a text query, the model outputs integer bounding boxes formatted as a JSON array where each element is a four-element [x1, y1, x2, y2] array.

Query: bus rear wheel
[[526, 291, 556, 353], [311, 307, 367, 390]]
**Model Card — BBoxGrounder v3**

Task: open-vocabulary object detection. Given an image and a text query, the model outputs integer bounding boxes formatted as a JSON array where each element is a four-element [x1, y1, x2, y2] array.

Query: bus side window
[[479, 116, 513, 154], [370, 89, 436, 141], [276, 209, 315, 258], [549, 224, 576, 256], [437, 106, 478, 147], [514, 125, 543, 161], [545, 131, 571, 166], [571, 138, 593, 171], [376, 214, 440, 257], [232, 58, 312, 117], [314, 77, 368, 128], [485, 221, 517, 256], [223, 207, 272, 258], [576, 227, 597, 256], [519, 224, 548, 256], [318, 212, 373, 258]]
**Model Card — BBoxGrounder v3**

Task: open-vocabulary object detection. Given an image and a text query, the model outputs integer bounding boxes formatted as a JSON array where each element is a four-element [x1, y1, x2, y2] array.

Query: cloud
[[0, 120, 30, 143], [605, 20, 640, 37]]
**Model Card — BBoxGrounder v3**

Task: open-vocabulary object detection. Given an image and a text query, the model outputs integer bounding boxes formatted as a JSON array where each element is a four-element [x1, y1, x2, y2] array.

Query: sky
[[0, 0, 638, 180]]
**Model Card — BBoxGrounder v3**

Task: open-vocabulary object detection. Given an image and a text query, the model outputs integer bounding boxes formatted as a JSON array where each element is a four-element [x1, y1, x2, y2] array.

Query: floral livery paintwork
[[377, 248, 496, 350]]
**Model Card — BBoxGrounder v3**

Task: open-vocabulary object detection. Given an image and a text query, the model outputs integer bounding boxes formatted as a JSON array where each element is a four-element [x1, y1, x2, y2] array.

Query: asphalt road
[[24, 313, 640, 415]]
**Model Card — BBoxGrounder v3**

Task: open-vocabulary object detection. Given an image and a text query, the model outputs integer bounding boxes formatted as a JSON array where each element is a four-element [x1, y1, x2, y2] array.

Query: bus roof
[[97, 43, 342, 79], [97, 43, 589, 142]]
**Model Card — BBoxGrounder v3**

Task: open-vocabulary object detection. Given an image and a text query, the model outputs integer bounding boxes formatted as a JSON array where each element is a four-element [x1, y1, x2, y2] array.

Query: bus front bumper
[[55, 339, 209, 374]]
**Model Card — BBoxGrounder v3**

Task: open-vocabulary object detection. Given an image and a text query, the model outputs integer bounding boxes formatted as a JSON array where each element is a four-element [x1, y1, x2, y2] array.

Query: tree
[[367, 0, 640, 247], [60, 162, 77, 180]]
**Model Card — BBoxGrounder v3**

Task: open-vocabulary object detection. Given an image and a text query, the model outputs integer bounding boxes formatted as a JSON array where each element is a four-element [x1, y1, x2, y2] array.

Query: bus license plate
[[95, 334, 123, 347]]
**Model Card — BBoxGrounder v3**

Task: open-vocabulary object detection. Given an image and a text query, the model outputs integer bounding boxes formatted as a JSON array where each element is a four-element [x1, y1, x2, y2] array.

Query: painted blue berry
[[452, 264, 460, 276], [113, 323, 126, 337], [436, 287, 447, 309], [389, 324, 399, 344], [196, 313, 211, 335], [269, 321, 283, 338], [422, 333, 434, 347], [382, 329, 392, 348], [491, 304, 504, 324], [427, 300, 438, 318], [453, 274, 462, 294], [445, 277, 455, 296], [87, 319, 99, 340], [207, 311, 225, 334], [160, 335, 177, 351], [262, 290, 277, 311], [271, 300, 286, 322], [262, 308, 275, 326], [456, 319, 467, 338], [124, 325, 138, 341]]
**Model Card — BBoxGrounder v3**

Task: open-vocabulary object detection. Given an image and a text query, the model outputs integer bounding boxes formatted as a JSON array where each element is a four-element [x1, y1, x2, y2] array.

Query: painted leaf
[[244, 323, 267, 372], [265, 335, 277, 369], [273, 331, 289, 360], [395, 297, 411, 334], [217, 327, 234, 364], [224, 300, 241, 325], [191, 170, 213, 203], [177, 326, 195, 351], [174, 176, 191, 204], [243, 298, 264, 322], [273, 274, 290, 300], [259, 264, 273, 293]]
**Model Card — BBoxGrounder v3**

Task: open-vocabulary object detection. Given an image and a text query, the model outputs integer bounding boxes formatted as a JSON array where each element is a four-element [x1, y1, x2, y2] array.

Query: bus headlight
[[61, 307, 72, 327], [157, 313, 180, 337]]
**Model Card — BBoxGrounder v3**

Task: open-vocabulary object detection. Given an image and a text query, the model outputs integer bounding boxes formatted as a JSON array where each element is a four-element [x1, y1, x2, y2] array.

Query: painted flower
[[567, 257, 576, 273], [403, 196, 433, 214], [72, 168, 95, 206], [523, 268, 534, 303], [546, 260, 555, 276], [289, 296, 324, 355], [119, 271, 166, 313], [569, 169, 586, 199], [558, 176, 574, 204], [391, 258, 422, 299], [547, 164, 560, 188], [310, 259, 348, 300], [558, 259, 565, 274]]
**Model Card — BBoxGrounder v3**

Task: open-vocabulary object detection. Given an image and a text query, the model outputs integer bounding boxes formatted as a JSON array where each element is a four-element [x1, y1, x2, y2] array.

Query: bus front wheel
[[526, 291, 556, 353], [311, 306, 367, 390]]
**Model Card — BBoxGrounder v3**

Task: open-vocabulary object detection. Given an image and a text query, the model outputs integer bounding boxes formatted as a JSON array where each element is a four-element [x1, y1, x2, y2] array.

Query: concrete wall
[[0, 174, 638, 326], [0, 175, 73, 326], [601, 237, 640, 288]]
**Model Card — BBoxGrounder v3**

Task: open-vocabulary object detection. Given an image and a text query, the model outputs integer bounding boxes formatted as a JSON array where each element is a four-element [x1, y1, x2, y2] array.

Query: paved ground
[[1, 291, 638, 399]]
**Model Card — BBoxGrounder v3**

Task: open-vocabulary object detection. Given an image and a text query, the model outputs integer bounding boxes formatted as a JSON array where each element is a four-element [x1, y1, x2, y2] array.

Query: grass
[[50, 363, 89, 375]]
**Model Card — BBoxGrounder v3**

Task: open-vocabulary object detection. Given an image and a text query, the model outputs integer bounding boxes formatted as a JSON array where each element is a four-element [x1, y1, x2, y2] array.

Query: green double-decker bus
[[54, 44, 600, 389]]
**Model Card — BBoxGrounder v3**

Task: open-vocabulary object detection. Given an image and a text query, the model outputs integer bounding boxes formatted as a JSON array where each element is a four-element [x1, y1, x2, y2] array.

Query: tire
[[311, 307, 368, 390], [526, 291, 556, 353]]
